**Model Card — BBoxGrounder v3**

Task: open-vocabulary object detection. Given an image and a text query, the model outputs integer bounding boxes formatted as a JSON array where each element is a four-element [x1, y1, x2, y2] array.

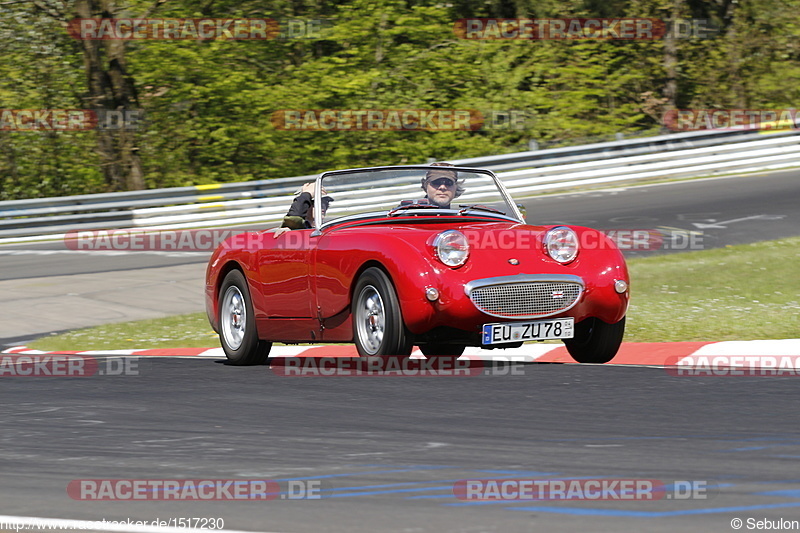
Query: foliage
[[2, 0, 800, 198]]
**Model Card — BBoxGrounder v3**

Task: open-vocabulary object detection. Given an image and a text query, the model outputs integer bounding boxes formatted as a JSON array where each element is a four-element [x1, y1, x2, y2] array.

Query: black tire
[[218, 269, 272, 365], [352, 267, 413, 356], [563, 316, 625, 364], [419, 344, 466, 357]]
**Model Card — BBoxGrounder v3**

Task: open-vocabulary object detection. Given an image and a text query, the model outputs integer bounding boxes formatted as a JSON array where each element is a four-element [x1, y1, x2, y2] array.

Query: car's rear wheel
[[563, 316, 625, 364], [353, 267, 413, 356], [219, 269, 271, 365], [419, 343, 466, 357]]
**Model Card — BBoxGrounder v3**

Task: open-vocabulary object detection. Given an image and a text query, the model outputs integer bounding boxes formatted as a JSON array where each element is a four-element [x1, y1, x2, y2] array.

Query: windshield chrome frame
[[312, 165, 524, 233]]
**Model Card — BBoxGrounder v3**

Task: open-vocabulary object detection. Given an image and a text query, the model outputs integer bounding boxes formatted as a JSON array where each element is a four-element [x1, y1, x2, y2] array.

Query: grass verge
[[29, 313, 217, 351], [624, 237, 799, 341], [27, 237, 800, 351]]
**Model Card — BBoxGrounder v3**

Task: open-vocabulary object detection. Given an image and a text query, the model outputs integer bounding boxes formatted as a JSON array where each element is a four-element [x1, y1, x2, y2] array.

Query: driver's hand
[[301, 182, 315, 196], [273, 227, 291, 239]]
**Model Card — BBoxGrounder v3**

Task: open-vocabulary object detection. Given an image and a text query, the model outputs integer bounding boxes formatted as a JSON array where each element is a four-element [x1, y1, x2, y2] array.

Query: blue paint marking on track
[[272, 465, 455, 481], [176, 464, 800, 515], [272, 469, 562, 499], [271, 471, 561, 498], [252, 463, 800, 520], [326, 482, 447, 492], [470, 470, 560, 475], [329, 486, 456, 498], [511, 435, 800, 443], [180, 466, 464, 500], [506, 502, 800, 517], [653, 482, 734, 493], [449, 471, 559, 477], [446, 500, 520, 506], [753, 490, 800, 498], [440, 476, 635, 505], [407, 494, 465, 500]]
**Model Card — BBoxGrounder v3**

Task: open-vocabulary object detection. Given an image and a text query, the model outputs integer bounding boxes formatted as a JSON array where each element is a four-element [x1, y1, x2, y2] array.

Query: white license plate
[[482, 318, 574, 345]]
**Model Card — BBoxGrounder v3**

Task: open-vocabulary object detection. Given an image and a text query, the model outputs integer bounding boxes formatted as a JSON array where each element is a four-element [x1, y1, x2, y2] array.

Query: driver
[[273, 182, 332, 238], [421, 162, 464, 209]]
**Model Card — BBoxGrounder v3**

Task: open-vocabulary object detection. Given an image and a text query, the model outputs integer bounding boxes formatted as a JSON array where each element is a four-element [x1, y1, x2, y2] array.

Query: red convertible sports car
[[205, 165, 630, 365]]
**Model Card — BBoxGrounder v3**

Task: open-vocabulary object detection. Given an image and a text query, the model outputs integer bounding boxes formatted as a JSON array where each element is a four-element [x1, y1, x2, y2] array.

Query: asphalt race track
[[1, 170, 799, 532], [2, 358, 800, 532]]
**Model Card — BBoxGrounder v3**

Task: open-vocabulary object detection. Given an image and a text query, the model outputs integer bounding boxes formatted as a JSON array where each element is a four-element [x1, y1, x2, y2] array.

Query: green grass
[[27, 237, 800, 351], [624, 237, 800, 342], [30, 313, 217, 351]]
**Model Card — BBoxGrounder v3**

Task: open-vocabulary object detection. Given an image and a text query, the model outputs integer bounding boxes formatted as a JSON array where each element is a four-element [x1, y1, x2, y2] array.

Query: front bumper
[[402, 272, 628, 335]]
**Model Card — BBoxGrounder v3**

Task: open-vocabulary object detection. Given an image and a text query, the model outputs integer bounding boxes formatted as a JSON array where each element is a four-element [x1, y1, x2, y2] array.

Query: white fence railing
[[2, 128, 799, 243]]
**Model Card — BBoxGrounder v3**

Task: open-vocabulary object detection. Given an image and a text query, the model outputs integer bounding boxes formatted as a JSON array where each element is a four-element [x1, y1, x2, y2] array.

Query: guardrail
[[2, 128, 799, 242]]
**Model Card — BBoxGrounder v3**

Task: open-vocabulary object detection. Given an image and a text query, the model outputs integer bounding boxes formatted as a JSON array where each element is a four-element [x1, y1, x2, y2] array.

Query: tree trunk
[[0, 133, 20, 199], [663, 2, 681, 110], [75, 0, 144, 191]]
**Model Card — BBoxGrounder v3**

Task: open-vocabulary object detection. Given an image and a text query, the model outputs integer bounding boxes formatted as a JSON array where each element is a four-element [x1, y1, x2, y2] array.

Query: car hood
[[319, 216, 614, 275]]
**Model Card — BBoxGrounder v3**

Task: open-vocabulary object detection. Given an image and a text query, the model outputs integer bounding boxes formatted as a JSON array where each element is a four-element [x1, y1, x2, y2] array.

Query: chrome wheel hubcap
[[221, 286, 246, 350], [356, 285, 385, 354]]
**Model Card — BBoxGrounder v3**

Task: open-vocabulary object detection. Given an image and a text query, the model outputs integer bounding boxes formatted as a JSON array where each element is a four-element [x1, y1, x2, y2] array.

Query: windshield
[[315, 166, 522, 229]]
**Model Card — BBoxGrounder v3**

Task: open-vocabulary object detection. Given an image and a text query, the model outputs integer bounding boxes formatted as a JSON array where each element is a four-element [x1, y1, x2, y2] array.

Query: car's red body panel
[[206, 215, 629, 345]]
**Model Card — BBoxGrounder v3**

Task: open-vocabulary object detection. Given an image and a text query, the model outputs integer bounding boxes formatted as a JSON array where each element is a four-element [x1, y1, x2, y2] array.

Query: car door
[[257, 229, 318, 318], [311, 227, 367, 341]]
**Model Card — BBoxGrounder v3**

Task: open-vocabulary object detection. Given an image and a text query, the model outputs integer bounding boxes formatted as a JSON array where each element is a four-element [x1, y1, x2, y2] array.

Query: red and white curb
[[4, 339, 800, 367]]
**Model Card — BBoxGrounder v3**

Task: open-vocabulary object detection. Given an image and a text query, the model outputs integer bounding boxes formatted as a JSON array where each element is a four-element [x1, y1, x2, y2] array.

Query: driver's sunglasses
[[428, 177, 455, 188]]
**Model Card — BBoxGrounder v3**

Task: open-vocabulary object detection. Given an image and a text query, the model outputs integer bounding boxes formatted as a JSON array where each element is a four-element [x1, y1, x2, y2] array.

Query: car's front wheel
[[219, 269, 272, 365], [352, 267, 413, 356], [563, 316, 625, 364]]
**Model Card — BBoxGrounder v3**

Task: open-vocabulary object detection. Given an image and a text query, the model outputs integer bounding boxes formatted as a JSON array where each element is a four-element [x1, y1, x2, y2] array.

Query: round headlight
[[434, 230, 469, 267], [544, 227, 579, 263]]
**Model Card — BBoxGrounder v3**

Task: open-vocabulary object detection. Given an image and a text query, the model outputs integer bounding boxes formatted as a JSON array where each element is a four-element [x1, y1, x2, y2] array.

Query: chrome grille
[[468, 281, 582, 318]]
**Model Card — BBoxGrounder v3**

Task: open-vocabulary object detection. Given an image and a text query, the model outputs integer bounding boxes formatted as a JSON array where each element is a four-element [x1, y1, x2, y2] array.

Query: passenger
[[420, 162, 464, 209], [273, 182, 332, 238]]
